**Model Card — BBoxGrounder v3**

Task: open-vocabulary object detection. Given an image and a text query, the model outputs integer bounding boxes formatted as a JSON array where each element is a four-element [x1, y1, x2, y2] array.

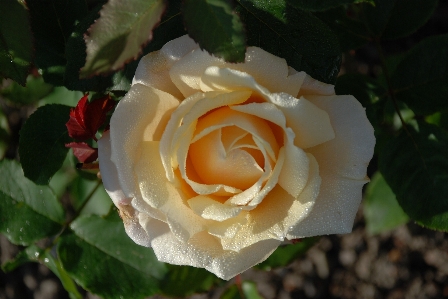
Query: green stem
[[50, 179, 102, 247]]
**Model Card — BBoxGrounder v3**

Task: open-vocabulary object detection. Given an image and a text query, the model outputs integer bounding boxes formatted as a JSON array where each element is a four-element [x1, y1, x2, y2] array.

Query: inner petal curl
[[188, 107, 279, 191]]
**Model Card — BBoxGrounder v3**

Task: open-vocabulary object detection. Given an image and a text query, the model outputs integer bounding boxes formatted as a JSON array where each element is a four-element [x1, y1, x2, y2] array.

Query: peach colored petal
[[189, 129, 263, 190], [110, 84, 180, 198], [135, 141, 206, 242]]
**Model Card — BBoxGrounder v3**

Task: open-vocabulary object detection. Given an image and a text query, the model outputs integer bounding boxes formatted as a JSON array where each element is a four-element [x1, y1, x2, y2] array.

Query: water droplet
[[39, 190, 43, 195], [6, 228, 10, 233], [19, 227, 23, 232], [34, 252, 40, 257], [44, 258, 49, 263]]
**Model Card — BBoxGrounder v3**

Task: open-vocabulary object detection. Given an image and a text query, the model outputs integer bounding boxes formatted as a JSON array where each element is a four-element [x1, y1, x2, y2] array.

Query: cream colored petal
[[200, 66, 270, 99], [230, 102, 287, 128], [298, 73, 335, 96], [170, 48, 226, 97], [206, 211, 248, 238], [284, 154, 321, 235], [224, 136, 274, 206], [135, 141, 206, 242], [98, 131, 129, 207], [246, 145, 285, 207], [229, 47, 306, 96], [305, 94, 375, 180], [221, 154, 320, 252], [286, 174, 366, 237], [288, 94, 375, 237], [110, 84, 180, 198], [188, 195, 244, 221], [160, 92, 207, 181], [113, 204, 152, 247], [269, 93, 335, 149], [133, 35, 198, 99], [278, 137, 310, 198], [131, 195, 167, 223], [139, 215, 281, 280]]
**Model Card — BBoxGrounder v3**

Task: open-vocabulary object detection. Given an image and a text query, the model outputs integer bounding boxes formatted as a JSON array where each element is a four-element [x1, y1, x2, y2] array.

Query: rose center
[[188, 106, 279, 190]]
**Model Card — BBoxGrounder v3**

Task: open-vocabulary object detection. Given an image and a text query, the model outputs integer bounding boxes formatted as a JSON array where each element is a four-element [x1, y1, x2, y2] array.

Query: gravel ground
[[2, 208, 447, 299]]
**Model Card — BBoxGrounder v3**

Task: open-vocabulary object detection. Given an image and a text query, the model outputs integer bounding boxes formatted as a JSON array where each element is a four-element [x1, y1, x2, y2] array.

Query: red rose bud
[[65, 142, 99, 163], [66, 94, 115, 141]]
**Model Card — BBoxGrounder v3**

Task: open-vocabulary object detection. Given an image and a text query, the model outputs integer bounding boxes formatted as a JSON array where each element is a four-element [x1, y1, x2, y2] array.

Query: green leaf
[[221, 281, 263, 299], [379, 122, 448, 231], [182, 0, 246, 62], [160, 264, 223, 297], [315, 7, 370, 51], [364, 172, 409, 235], [39, 87, 83, 107], [1, 75, 54, 105], [58, 211, 167, 299], [236, 0, 341, 84], [1, 245, 82, 299], [426, 111, 448, 132], [80, 0, 167, 78], [0, 160, 64, 245], [287, 0, 374, 12], [108, 0, 187, 92], [0, 0, 33, 85], [1, 244, 42, 272], [64, 1, 117, 92], [256, 237, 318, 270], [19, 104, 72, 185], [390, 34, 448, 115], [361, 0, 437, 39], [27, 0, 88, 85]]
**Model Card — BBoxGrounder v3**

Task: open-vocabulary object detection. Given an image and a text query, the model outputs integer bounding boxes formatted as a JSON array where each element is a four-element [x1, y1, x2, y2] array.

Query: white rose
[[98, 35, 375, 280]]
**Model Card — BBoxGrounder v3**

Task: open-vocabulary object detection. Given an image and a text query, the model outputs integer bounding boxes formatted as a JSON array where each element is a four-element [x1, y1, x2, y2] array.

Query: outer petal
[[298, 73, 335, 96], [306, 95, 375, 180], [110, 84, 180, 198], [292, 94, 375, 236], [133, 35, 198, 99], [98, 131, 129, 206], [135, 141, 206, 242], [169, 45, 305, 97], [98, 132, 152, 247], [230, 47, 306, 96], [269, 94, 335, 149], [139, 215, 281, 280]]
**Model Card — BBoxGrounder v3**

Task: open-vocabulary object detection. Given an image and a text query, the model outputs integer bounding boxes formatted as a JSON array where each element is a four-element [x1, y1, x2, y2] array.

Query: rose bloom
[[98, 35, 375, 280]]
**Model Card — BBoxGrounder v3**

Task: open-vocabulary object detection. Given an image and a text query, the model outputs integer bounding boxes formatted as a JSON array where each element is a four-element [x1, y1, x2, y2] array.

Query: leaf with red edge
[[65, 142, 98, 163], [79, 0, 166, 78], [66, 94, 115, 141]]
